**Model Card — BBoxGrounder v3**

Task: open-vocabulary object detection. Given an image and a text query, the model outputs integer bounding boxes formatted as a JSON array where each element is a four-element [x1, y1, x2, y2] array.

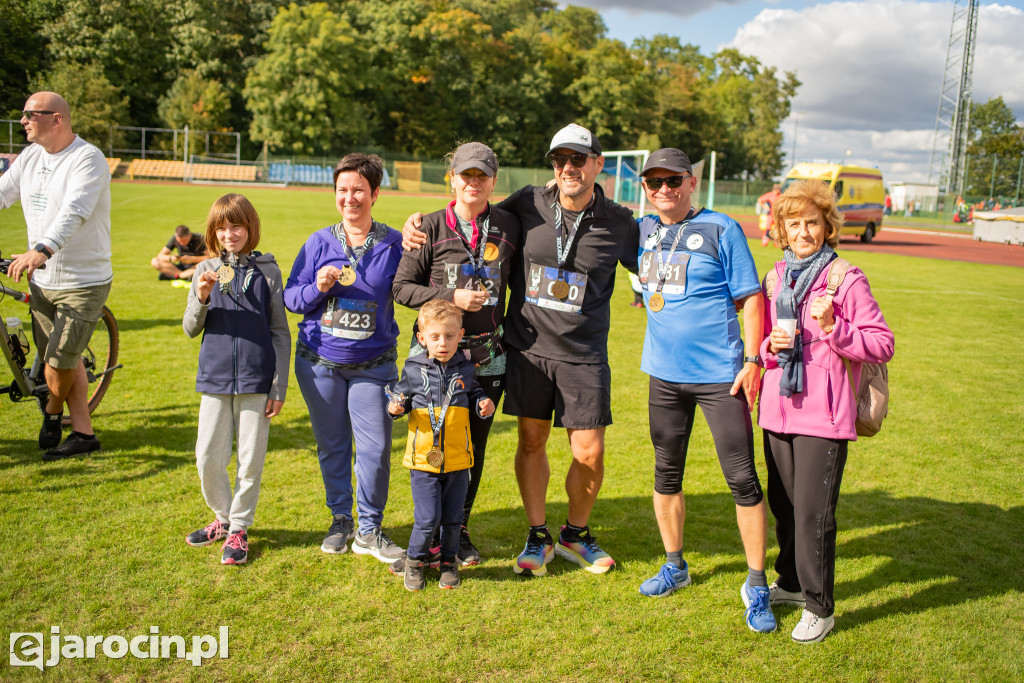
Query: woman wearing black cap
[[392, 142, 521, 567]]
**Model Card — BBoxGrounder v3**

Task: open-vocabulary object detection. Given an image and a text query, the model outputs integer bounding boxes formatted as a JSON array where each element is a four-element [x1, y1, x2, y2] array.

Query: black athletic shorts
[[503, 347, 612, 429]]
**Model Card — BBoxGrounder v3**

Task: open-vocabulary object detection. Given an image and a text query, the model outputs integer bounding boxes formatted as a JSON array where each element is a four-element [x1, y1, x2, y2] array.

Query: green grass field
[[1, 181, 1022, 681]]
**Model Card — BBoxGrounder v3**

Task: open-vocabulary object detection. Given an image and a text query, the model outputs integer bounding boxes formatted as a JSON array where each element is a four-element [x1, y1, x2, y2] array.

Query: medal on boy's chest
[[427, 448, 445, 468], [339, 265, 356, 286]]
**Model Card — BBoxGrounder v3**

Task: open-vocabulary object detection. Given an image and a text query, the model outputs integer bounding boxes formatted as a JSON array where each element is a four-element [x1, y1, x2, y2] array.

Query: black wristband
[[743, 355, 761, 366]]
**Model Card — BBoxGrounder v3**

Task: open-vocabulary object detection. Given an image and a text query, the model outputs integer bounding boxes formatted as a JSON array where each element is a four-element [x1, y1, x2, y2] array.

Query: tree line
[[1, 0, 800, 178]]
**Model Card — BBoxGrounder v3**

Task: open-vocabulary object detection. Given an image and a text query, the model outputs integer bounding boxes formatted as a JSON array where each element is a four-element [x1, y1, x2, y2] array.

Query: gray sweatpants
[[195, 393, 270, 532]]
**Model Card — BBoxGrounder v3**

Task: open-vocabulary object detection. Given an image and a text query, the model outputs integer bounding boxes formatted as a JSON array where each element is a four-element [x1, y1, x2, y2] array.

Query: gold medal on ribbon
[[484, 242, 499, 261], [427, 448, 445, 468], [551, 280, 570, 300], [338, 266, 357, 286], [478, 280, 489, 293], [217, 264, 234, 285], [648, 293, 665, 312]]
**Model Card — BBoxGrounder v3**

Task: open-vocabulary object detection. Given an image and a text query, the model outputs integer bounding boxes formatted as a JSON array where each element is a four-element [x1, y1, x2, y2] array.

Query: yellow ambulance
[[781, 163, 885, 242]]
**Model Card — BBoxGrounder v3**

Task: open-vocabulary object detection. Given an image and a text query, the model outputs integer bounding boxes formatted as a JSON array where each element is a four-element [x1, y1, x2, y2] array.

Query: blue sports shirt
[[637, 210, 760, 383]]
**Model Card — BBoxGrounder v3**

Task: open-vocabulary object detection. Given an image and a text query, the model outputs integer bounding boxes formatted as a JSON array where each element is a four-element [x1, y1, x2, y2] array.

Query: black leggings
[[463, 374, 505, 525], [648, 377, 763, 506]]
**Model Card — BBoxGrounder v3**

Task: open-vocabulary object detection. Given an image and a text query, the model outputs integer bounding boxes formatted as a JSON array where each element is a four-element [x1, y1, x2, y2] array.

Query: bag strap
[[825, 256, 852, 298]]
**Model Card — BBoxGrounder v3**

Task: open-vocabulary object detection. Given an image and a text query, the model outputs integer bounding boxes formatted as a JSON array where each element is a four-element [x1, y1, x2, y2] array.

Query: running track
[[735, 218, 1024, 269]]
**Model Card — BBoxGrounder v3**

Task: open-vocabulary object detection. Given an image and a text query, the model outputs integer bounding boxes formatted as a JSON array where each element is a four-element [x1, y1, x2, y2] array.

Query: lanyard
[[332, 221, 379, 268], [423, 368, 460, 446], [450, 204, 490, 274], [551, 200, 588, 270], [653, 209, 698, 294]]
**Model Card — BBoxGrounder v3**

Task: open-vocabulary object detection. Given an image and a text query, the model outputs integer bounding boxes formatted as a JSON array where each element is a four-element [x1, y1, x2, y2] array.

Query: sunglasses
[[549, 153, 597, 169], [643, 175, 691, 190], [22, 110, 57, 120]]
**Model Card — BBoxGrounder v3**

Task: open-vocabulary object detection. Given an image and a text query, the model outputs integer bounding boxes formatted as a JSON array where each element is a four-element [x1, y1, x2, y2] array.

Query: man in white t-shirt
[[2, 91, 113, 460]]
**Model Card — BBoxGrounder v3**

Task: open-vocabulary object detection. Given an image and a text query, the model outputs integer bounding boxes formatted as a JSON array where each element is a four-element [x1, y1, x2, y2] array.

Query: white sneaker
[[769, 581, 806, 606], [791, 609, 835, 644]]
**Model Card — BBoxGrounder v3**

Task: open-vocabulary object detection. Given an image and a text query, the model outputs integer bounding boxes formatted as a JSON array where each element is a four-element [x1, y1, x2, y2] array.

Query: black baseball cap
[[641, 148, 693, 176]]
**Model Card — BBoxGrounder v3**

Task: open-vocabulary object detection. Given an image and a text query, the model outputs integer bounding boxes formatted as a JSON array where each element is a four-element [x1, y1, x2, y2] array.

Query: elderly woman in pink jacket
[[758, 180, 894, 644]]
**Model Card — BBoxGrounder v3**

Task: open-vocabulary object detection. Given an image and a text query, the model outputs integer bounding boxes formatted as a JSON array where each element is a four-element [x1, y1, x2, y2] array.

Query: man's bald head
[[21, 91, 75, 153], [26, 92, 71, 118]]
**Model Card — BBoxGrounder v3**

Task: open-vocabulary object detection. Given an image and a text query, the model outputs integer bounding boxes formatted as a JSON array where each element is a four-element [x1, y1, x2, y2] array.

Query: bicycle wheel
[[82, 305, 119, 415]]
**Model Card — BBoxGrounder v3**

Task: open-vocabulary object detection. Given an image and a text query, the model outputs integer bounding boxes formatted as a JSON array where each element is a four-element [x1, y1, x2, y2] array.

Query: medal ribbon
[[332, 221, 382, 270], [653, 209, 699, 295], [551, 200, 588, 280], [423, 369, 460, 448], [446, 201, 490, 278]]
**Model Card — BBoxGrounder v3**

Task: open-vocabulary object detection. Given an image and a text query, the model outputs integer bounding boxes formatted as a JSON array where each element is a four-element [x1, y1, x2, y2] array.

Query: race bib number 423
[[321, 298, 378, 340], [525, 263, 587, 313]]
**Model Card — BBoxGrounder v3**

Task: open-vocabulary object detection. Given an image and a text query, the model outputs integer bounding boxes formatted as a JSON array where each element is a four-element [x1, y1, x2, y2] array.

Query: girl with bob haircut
[[758, 179, 894, 643], [182, 193, 291, 566]]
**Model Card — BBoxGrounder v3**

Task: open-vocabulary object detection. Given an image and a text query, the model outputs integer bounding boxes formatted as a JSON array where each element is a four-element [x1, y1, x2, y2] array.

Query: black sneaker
[[42, 432, 100, 461], [158, 273, 174, 281], [404, 558, 426, 592], [39, 411, 62, 450], [321, 515, 354, 554], [221, 530, 248, 565], [457, 525, 481, 566], [439, 560, 461, 589]]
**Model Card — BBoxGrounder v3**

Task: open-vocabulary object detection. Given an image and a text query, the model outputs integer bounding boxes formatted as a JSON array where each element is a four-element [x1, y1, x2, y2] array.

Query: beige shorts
[[30, 282, 111, 370]]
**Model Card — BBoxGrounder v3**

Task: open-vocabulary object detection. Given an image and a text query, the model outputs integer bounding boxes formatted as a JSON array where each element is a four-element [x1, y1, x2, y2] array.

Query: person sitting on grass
[[152, 224, 209, 284], [182, 193, 291, 566], [387, 300, 495, 591]]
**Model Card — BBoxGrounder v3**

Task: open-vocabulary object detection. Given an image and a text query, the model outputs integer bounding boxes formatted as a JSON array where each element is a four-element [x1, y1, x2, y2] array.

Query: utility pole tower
[[928, 0, 978, 196]]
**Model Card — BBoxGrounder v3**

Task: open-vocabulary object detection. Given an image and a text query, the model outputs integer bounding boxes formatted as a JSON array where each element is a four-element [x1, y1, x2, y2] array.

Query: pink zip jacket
[[757, 259, 894, 441]]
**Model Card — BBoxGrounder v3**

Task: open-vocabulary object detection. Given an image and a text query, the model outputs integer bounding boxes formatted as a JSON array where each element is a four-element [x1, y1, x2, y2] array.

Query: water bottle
[[5, 316, 29, 355]]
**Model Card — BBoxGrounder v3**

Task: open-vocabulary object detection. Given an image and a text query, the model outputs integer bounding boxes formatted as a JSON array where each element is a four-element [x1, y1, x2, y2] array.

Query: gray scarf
[[775, 244, 835, 396]]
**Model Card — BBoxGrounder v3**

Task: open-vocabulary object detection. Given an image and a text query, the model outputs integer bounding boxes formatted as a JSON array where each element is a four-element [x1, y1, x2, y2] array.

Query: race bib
[[638, 251, 689, 296], [444, 263, 500, 306], [525, 263, 587, 313], [320, 298, 377, 340]]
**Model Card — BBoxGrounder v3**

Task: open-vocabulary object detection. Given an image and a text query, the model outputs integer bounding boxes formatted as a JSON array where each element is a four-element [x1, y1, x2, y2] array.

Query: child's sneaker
[[741, 580, 778, 633], [457, 526, 481, 566], [556, 525, 615, 574], [513, 527, 554, 576], [220, 529, 248, 565], [404, 558, 426, 592], [439, 561, 461, 589], [639, 561, 691, 597], [389, 549, 441, 575], [185, 519, 228, 547]]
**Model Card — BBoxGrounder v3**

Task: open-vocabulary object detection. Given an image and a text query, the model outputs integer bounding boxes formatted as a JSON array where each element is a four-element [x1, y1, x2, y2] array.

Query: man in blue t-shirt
[[633, 148, 776, 634]]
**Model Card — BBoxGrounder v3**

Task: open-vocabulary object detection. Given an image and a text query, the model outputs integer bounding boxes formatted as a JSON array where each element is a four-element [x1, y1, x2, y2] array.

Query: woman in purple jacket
[[284, 153, 405, 564], [758, 180, 894, 644]]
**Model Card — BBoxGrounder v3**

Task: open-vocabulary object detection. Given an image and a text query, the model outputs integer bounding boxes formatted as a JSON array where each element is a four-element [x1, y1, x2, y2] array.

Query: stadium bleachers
[[189, 163, 256, 182], [128, 159, 186, 180]]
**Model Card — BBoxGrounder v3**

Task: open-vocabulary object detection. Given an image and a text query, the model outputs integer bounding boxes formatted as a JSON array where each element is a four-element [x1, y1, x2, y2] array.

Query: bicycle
[[1, 251, 122, 424]]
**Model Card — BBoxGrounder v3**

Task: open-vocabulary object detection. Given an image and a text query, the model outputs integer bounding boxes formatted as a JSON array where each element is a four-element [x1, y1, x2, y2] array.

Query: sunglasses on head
[[643, 175, 690, 190], [549, 153, 596, 169]]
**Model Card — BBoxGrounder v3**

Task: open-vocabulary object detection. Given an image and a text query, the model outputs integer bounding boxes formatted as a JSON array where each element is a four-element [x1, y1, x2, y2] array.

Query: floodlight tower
[[928, 0, 979, 196]]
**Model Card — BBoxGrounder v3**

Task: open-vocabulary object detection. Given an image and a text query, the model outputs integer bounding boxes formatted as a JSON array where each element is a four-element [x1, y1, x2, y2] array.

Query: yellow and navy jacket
[[390, 352, 489, 473]]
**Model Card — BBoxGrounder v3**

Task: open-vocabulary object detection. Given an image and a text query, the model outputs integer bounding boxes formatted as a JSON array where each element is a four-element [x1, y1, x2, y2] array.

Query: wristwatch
[[33, 243, 53, 259], [743, 355, 761, 366]]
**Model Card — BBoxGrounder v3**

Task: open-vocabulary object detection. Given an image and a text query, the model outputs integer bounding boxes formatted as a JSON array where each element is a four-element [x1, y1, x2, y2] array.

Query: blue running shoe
[[555, 525, 615, 574], [514, 528, 554, 577], [741, 580, 778, 633], [639, 561, 691, 597]]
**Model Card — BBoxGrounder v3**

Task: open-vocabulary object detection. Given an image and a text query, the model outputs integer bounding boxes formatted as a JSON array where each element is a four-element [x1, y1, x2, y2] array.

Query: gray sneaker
[[320, 515, 354, 554], [769, 581, 806, 606], [791, 609, 835, 644], [352, 527, 405, 563]]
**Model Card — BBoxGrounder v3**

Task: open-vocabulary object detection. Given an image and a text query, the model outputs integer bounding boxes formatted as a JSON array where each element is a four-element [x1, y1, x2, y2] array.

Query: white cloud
[[728, 1, 1024, 183]]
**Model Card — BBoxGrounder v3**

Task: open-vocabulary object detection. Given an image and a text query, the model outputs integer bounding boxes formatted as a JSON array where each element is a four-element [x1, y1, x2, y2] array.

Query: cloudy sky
[[562, 0, 1024, 184]]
